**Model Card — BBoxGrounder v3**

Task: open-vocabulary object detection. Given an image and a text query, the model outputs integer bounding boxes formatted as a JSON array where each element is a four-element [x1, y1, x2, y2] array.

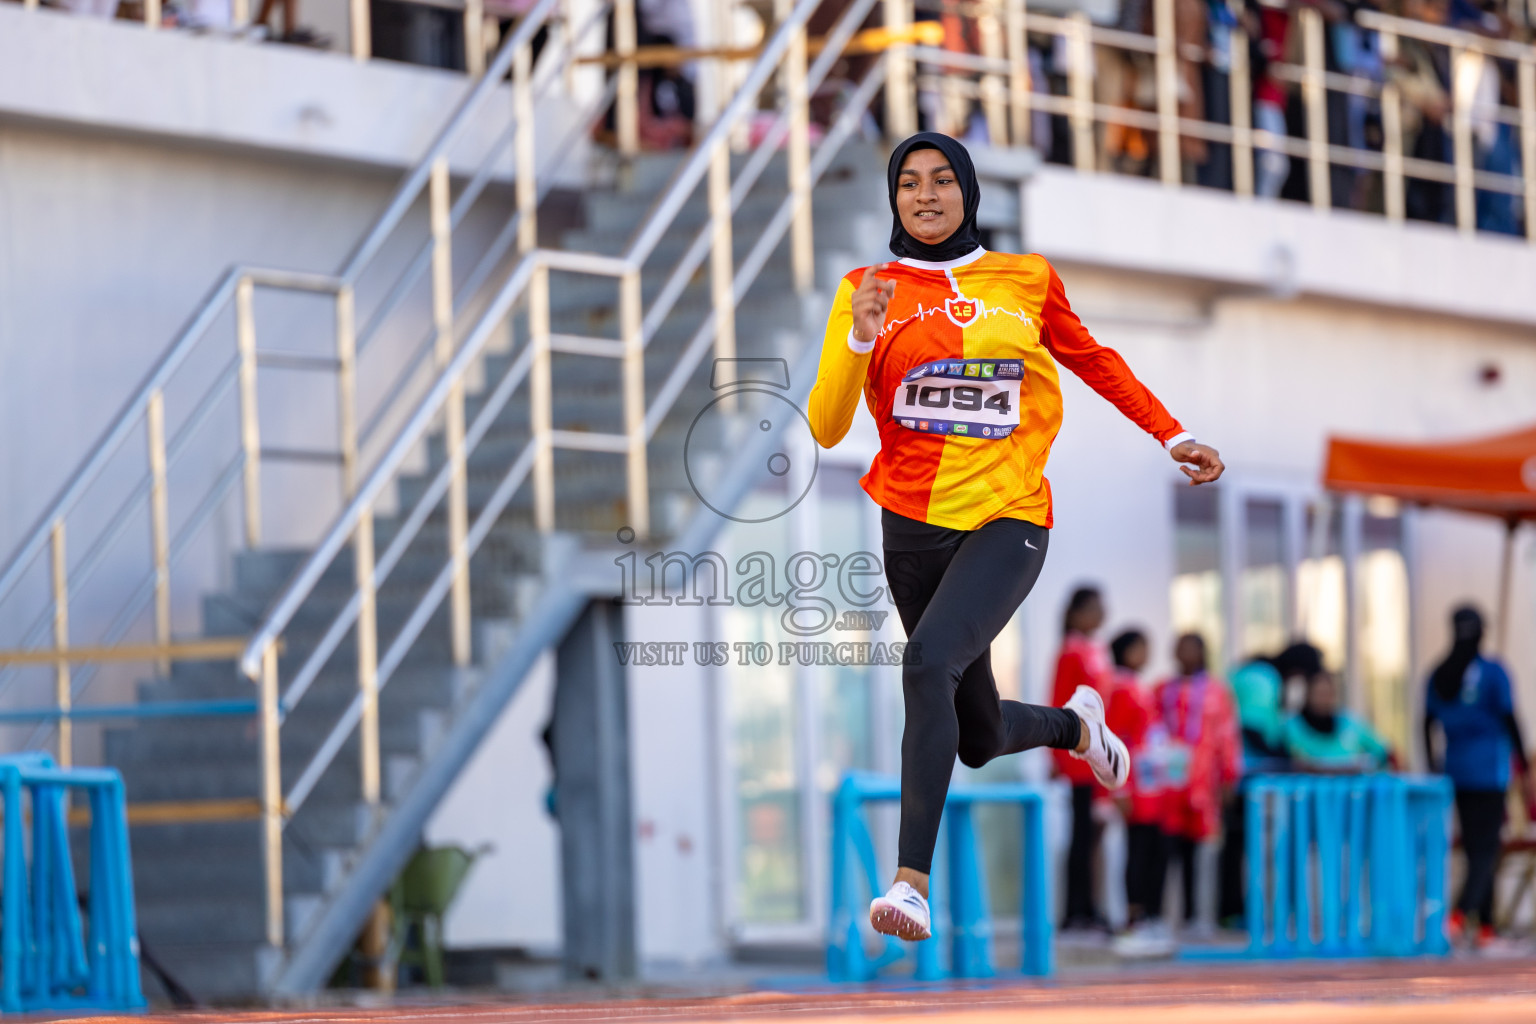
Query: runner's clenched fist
[[852, 264, 897, 344]]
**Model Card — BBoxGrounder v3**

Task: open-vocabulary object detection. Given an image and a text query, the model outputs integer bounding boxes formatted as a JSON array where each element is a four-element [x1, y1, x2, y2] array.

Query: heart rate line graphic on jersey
[[684, 358, 818, 523], [893, 358, 1022, 439]]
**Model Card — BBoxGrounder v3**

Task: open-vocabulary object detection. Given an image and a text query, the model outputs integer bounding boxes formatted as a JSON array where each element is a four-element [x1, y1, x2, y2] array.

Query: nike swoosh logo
[[1025, 538, 1038, 550]]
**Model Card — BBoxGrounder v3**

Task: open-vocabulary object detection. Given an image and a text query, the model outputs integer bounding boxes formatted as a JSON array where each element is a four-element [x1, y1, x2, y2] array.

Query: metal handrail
[[240, 0, 835, 676]]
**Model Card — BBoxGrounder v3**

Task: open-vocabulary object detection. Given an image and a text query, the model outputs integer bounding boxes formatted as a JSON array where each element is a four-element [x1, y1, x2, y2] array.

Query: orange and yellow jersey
[[807, 249, 1188, 531]]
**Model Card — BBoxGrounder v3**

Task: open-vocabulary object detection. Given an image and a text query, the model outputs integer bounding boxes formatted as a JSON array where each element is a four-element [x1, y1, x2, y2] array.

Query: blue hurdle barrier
[[1240, 773, 1453, 959], [827, 771, 1051, 982], [0, 753, 145, 1013]]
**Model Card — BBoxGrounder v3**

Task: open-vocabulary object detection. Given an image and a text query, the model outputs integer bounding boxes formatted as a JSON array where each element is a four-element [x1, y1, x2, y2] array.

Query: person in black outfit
[[1424, 606, 1532, 946]]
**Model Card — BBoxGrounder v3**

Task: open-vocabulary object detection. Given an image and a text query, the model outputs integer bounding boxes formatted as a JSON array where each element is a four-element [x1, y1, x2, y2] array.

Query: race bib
[[892, 358, 1023, 438]]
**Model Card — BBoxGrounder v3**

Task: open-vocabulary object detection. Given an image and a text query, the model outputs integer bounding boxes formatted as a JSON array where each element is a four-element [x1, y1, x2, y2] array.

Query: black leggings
[[1455, 789, 1505, 922], [882, 509, 1081, 875]]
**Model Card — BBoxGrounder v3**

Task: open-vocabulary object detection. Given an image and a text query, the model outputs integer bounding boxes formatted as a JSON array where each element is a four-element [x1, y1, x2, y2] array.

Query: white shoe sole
[[869, 898, 931, 941], [1067, 685, 1130, 790]]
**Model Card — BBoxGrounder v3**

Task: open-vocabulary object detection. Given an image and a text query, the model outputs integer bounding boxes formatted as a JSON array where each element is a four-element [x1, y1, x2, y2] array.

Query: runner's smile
[[896, 149, 964, 245]]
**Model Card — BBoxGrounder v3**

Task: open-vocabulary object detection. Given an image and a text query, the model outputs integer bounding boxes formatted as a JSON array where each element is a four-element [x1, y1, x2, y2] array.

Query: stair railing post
[[781, 0, 814, 293], [530, 264, 555, 534], [1067, 12, 1094, 172], [1521, 57, 1536, 243], [1154, 0, 1180, 185], [50, 520, 71, 768], [1381, 31, 1406, 222], [708, 139, 738, 393], [430, 160, 473, 669], [884, 0, 916, 139], [147, 391, 171, 677], [1006, 0, 1030, 147], [621, 269, 650, 540], [1301, 6, 1330, 210], [336, 286, 360, 499], [351, 0, 371, 60], [258, 642, 284, 949], [1452, 46, 1476, 234], [236, 276, 262, 548], [1230, 28, 1254, 196], [615, 0, 640, 156], [356, 508, 381, 805], [515, 41, 539, 254]]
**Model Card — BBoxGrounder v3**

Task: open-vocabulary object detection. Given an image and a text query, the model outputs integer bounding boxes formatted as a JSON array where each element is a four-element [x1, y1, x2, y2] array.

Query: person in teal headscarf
[[1229, 657, 1287, 772], [1283, 672, 1393, 772]]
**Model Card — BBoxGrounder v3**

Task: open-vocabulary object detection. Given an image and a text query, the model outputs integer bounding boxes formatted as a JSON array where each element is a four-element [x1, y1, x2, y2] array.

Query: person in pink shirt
[[1153, 633, 1241, 932]]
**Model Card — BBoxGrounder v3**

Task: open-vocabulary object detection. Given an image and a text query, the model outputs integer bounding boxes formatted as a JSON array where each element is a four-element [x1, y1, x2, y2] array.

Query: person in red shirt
[[1104, 631, 1166, 929], [1153, 634, 1241, 932], [1051, 587, 1112, 932]]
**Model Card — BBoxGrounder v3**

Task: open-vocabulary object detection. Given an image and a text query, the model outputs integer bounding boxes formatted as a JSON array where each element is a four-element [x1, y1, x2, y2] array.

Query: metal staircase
[[0, 0, 896, 1001]]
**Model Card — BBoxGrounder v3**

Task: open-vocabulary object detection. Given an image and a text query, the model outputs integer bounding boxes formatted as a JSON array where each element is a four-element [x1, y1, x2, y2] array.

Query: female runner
[[806, 133, 1225, 940]]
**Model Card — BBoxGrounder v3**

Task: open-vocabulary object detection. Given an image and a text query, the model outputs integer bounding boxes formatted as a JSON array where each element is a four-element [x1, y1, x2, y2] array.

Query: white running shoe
[[1065, 684, 1130, 790], [869, 880, 931, 941]]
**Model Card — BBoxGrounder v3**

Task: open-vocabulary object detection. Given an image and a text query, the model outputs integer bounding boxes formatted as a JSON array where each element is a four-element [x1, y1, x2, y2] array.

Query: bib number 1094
[[893, 358, 1023, 439], [902, 383, 1011, 416]]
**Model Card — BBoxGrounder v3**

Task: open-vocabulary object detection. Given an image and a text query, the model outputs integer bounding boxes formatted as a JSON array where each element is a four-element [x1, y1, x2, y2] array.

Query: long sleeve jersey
[[807, 249, 1187, 530]]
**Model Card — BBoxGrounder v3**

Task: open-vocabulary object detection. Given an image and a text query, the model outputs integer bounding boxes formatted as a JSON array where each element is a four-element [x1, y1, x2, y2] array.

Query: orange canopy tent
[[1323, 421, 1536, 650]]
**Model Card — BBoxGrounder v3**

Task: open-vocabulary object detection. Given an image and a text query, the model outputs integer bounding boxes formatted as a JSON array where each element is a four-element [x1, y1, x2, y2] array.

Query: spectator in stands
[[1107, 629, 1177, 957], [1247, 0, 1293, 198], [1051, 586, 1112, 934], [1325, 0, 1386, 211], [1175, 0, 1211, 179], [1274, 640, 1324, 713], [1197, 0, 1241, 190], [1154, 633, 1241, 937], [1217, 652, 1288, 925], [1283, 671, 1394, 771], [601, 0, 698, 149], [1390, 0, 1455, 223], [1424, 605, 1532, 947], [254, 0, 325, 45]]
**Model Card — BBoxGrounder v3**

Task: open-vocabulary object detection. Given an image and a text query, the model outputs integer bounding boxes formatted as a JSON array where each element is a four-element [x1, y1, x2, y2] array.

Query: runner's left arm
[[1037, 262, 1190, 450]]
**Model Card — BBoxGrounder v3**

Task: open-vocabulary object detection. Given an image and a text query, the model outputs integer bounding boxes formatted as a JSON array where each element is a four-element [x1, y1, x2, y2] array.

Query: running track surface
[[70, 960, 1536, 1024]]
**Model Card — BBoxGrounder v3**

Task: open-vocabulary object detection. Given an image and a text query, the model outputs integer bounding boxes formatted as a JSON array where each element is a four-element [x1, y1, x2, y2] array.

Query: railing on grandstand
[[891, 0, 1535, 239]]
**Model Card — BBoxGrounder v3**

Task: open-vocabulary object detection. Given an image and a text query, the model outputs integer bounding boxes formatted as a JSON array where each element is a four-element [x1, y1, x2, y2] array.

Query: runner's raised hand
[[852, 264, 897, 344]]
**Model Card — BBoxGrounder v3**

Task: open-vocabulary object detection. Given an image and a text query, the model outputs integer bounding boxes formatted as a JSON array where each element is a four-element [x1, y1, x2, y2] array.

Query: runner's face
[[896, 149, 964, 245]]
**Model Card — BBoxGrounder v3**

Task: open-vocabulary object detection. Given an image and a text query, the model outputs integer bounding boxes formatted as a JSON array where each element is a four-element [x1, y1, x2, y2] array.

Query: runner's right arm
[[809, 267, 894, 447]]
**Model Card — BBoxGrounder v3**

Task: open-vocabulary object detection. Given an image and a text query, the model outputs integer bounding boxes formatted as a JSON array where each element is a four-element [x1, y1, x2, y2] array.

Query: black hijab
[[887, 133, 983, 263], [1430, 606, 1484, 701]]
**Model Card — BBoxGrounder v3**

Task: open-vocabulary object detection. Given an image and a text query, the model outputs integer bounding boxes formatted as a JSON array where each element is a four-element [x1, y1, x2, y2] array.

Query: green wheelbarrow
[[389, 843, 489, 988]]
